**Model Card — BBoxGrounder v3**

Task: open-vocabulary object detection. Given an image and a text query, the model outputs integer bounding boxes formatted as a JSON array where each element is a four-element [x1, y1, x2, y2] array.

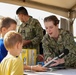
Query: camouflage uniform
[[42, 29, 76, 68], [18, 16, 43, 54]]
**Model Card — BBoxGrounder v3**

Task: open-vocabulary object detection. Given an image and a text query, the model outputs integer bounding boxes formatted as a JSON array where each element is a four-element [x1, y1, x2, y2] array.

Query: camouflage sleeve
[[64, 31, 76, 50], [64, 32, 76, 68], [31, 19, 43, 45], [42, 36, 54, 60]]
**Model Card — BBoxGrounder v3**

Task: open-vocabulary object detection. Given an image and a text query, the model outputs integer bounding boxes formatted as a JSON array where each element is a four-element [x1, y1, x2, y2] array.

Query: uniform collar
[[22, 16, 32, 27]]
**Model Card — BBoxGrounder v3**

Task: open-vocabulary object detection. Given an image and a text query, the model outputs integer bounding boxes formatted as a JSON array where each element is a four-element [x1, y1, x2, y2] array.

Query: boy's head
[[0, 17, 17, 38], [4, 31, 23, 56]]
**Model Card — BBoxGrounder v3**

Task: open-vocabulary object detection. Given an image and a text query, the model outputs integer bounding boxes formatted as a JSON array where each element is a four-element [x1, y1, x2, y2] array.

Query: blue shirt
[[0, 39, 7, 62]]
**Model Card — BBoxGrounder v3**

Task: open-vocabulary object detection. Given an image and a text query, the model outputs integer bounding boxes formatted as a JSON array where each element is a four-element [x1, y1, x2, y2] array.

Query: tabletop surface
[[24, 69, 76, 75]]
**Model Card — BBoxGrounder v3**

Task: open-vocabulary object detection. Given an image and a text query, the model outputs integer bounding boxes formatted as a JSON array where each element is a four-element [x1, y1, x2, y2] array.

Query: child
[[1, 31, 23, 75], [0, 17, 17, 62]]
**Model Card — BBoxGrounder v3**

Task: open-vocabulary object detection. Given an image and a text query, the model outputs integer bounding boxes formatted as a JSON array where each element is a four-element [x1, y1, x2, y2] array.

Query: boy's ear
[[14, 42, 19, 50], [16, 42, 20, 49], [2, 27, 7, 32]]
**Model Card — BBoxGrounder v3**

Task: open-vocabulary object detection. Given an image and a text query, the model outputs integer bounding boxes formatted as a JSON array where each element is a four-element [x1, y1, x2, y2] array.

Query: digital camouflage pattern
[[42, 29, 76, 68], [18, 16, 43, 54]]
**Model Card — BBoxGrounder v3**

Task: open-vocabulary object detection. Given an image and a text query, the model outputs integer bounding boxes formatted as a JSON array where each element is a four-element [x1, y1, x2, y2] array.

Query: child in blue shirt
[[0, 17, 17, 62]]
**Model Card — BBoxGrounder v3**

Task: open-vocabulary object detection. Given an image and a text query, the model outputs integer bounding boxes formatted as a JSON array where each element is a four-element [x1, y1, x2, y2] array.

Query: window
[[73, 19, 76, 41]]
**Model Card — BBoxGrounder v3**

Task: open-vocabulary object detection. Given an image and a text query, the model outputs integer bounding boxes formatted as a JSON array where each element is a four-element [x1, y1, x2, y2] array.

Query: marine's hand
[[45, 57, 52, 63], [50, 58, 65, 67], [23, 40, 31, 46], [44, 57, 65, 67]]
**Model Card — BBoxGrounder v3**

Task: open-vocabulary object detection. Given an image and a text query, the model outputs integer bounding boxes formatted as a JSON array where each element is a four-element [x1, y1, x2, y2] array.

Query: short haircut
[[4, 31, 23, 50], [44, 15, 59, 26], [16, 6, 28, 15], [0, 17, 17, 31]]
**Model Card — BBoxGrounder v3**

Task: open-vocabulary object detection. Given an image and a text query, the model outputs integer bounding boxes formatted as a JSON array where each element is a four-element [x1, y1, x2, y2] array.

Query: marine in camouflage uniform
[[42, 29, 76, 68], [18, 16, 43, 54]]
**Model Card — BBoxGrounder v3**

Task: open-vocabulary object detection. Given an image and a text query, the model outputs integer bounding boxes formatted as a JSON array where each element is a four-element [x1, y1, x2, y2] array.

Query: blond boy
[[1, 31, 23, 75]]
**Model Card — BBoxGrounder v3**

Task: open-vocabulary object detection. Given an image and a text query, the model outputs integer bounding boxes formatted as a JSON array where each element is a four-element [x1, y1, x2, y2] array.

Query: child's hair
[[0, 17, 17, 31], [4, 31, 23, 50]]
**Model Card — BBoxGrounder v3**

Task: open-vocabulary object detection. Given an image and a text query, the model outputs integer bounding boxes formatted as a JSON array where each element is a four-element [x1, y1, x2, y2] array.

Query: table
[[24, 69, 76, 75]]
